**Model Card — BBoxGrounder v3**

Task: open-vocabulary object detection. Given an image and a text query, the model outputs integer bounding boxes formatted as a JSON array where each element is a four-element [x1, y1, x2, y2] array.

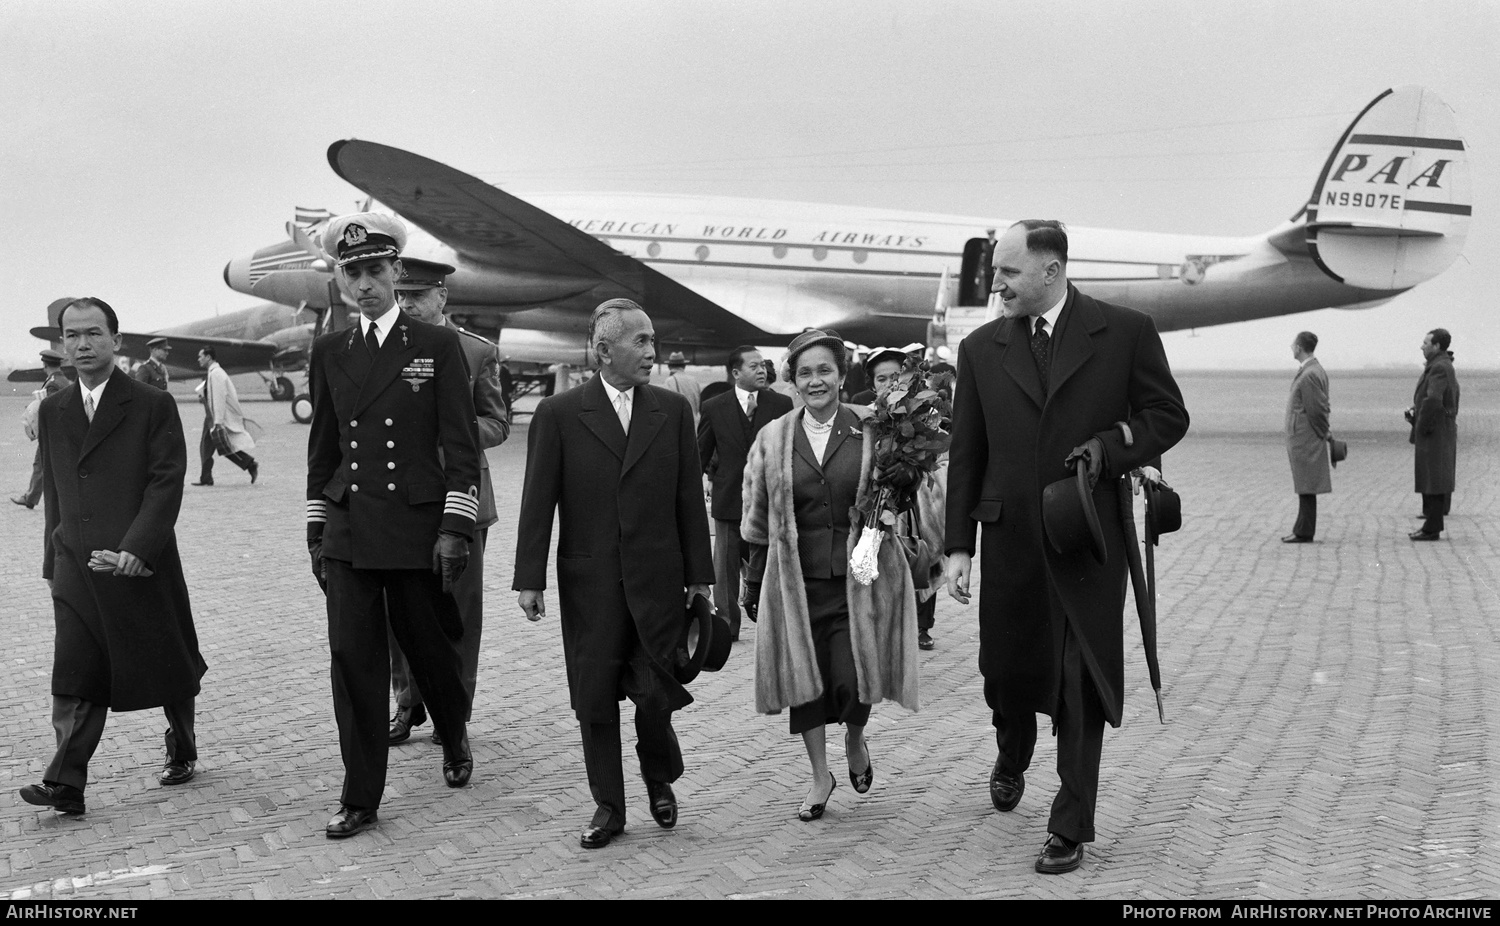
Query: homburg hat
[[1042, 463, 1108, 564], [674, 594, 732, 684]]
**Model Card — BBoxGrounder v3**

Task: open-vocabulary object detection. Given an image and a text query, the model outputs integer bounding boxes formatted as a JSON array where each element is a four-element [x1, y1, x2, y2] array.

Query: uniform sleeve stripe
[[306, 499, 328, 523], [444, 491, 479, 521]]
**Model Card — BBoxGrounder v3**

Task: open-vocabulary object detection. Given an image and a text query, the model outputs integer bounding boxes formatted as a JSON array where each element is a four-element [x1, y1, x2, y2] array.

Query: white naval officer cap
[[321, 212, 408, 267]]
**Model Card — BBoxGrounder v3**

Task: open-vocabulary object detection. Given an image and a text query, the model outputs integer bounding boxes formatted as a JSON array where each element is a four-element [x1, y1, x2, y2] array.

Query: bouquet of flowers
[[850, 361, 953, 585]]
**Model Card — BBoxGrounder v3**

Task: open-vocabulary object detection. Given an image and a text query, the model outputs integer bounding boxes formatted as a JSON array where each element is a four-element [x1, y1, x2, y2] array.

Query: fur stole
[[742, 406, 920, 715]]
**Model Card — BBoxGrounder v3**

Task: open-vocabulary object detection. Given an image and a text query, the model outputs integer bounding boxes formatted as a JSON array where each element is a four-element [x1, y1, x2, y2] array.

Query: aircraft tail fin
[[45, 297, 76, 328], [1291, 86, 1470, 290]]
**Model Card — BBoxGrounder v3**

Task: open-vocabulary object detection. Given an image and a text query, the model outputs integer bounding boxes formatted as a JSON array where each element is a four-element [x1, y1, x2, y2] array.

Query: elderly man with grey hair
[[515, 298, 714, 849]]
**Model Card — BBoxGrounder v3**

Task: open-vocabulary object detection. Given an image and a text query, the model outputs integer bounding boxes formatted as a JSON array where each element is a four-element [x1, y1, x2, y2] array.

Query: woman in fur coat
[[742, 329, 919, 822]]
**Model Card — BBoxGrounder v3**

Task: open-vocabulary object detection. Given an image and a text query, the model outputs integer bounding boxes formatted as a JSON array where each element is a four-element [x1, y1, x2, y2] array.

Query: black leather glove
[[433, 531, 469, 594], [308, 540, 327, 593], [742, 583, 760, 623], [1064, 436, 1106, 489]]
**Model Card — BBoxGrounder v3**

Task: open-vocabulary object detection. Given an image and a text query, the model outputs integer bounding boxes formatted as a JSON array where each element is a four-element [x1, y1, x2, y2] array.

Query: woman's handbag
[[894, 514, 936, 590]]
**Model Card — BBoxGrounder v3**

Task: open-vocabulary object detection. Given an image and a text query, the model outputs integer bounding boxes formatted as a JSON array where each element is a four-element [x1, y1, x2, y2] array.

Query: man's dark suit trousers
[[325, 559, 468, 810], [992, 619, 1105, 844], [579, 582, 685, 833]]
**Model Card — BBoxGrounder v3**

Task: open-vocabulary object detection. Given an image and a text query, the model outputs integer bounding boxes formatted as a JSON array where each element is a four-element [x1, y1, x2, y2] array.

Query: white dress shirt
[[600, 376, 633, 433], [360, 304, 401, 347]]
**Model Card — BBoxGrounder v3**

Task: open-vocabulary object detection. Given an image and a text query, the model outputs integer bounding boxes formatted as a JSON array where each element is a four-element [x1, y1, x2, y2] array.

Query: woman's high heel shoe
[[798, 772, 837, 821], [848, 737, 874, 793]]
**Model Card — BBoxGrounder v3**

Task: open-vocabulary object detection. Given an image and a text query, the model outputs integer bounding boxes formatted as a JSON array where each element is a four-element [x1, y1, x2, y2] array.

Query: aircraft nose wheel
[[270, 376, 295, 401], [291, 393, 313, 424]]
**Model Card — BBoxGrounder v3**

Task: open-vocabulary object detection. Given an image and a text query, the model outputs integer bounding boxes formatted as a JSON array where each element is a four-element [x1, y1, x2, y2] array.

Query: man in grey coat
[[1282, 331, 1332, 543], [1407, 328, 1460, 541]]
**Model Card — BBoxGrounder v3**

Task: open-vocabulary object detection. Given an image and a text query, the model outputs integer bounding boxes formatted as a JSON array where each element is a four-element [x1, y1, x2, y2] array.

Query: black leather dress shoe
[[1409, 530, 1442, 541], [20, 782, 85, 815], [644, 778, 677, 828], [190, 480, 213, 487], [442, 730, 472, 787], [158, 760, 196, 786], [248, 463, 259, 485], [326, 805, 379, 839], [1281, 534, 1313, 543], [388, 704, 427, 744], [580, 824, 621, 849], [918, 630, 935, 650], [989, 762, 1024, 812], [1035, 833, 1084, 874]]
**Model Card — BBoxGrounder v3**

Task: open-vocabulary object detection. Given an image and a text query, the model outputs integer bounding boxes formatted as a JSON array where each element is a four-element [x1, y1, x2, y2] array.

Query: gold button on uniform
[[386, 441, 394, 448], [350, 440, 358, 449], [385, 418, 393, 426], [387, 483, 396, 491], [351, 462, 358, 470], [387, 462, 395, 470], [351, 484, 360, 492], [351, 419, 359, 428]]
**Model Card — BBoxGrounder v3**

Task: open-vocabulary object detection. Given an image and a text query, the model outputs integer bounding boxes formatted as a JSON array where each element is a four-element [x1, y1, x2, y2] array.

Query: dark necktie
[[1030, 316, 1051, 394], [745, 391, 757, 422], [365, 323, 381, 357]]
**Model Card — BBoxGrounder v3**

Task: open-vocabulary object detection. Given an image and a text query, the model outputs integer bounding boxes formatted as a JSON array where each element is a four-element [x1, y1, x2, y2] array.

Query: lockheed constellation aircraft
[[26, 87, 1466, 401]]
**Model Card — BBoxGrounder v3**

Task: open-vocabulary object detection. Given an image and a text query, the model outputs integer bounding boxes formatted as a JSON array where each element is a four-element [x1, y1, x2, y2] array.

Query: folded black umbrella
[[1119, 477, 1165, 724]]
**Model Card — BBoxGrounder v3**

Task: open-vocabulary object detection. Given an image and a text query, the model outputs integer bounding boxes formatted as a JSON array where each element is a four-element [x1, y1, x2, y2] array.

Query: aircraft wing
[[326, 139, 770, 346], [8, 367, 49, 384], [29, 327, 279, 376]]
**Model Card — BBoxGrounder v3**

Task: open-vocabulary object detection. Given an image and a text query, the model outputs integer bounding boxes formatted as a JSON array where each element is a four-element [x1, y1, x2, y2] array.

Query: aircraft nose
[[224, 256, 253, 294]]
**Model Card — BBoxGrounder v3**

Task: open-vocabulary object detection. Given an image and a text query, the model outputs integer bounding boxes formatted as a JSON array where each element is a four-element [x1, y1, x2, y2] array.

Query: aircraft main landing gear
[[291, 393, 313, 424], [270, 375, 295, 401]]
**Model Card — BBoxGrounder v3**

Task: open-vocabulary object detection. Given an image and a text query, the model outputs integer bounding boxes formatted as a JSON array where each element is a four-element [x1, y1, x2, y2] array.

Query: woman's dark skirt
[[789, 577, 872, 735]]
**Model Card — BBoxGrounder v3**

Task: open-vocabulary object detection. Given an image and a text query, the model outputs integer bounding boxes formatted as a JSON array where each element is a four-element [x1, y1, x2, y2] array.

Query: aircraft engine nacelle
[[1303, 85, 1471, 290], [494, 328, 592, 367]]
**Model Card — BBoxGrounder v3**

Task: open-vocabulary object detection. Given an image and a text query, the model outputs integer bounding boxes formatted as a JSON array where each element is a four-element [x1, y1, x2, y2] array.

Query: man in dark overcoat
[[1407, 327, 1460, 540], [20, 298, 206, 817], [386, 257, 509, 745], [306, 214, 482, 838], [697, 346, 792, 639], [1283, 331, 1332, 543], [516, 298, 714, 850], [944, 221, 1188, 874]]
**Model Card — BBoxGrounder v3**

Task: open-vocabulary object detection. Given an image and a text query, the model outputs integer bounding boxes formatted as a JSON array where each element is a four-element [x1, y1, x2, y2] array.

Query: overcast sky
[[2, 0, 1495, 370]]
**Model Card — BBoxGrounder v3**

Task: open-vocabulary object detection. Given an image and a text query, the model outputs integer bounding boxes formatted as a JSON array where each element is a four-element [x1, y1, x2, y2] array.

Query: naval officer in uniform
[[386, 257, 509, 745], [306, 213, 482, 838]]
